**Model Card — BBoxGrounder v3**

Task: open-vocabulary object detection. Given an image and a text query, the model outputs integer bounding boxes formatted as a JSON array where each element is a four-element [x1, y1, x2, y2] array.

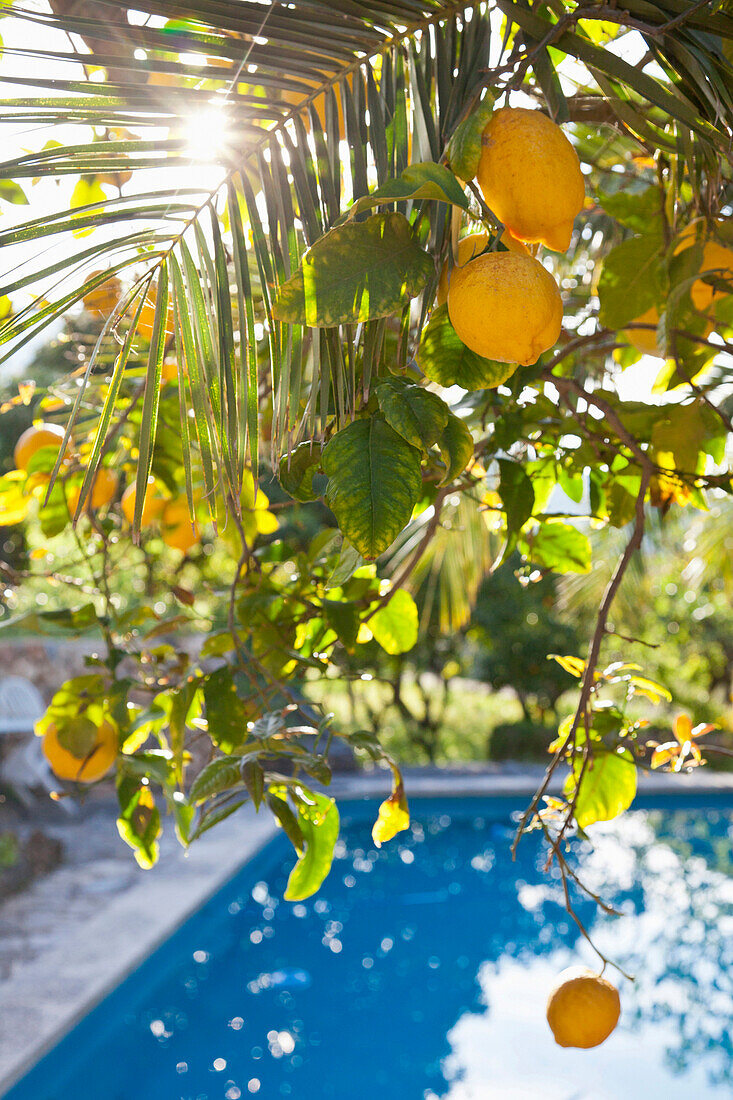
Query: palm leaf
[[0, 0, 730, 523]]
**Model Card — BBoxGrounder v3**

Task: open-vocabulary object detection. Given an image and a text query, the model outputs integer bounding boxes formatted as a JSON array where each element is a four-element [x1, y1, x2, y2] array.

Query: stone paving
[[0, 799, 138, 983]]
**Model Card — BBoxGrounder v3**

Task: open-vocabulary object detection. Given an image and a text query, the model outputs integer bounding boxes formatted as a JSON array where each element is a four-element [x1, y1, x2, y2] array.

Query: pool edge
[[3, 765, 733, 1095], [0, 807, 277, 1097]]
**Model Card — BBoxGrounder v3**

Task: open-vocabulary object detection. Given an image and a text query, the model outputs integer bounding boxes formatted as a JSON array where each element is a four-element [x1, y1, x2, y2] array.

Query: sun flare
[[183, 105, 231, 163]]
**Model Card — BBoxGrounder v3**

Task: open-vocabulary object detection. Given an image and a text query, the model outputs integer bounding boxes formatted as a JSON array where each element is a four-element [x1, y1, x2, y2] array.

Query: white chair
[[0, 676, 45, 735], [0, 676, 74, 812]]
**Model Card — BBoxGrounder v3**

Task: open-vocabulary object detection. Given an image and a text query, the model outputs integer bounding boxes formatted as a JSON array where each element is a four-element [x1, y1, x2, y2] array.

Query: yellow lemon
[[83, 271, 123, 316], [14, 423, 71, 473], [690, 242, 733, 314], [436, 231, 528, 305], [42, 720, 117, 784], [135, 284, 175, 342], [546, 967, 621, 1049], [161, 359, 179, 385], [624, 304, 713, 358], [624, 305, 662, 356], [282, 74, 353, 134], [161, 497, 200, 553], [674, 223, 733, 314], [447, 251, 563, 366], [96, 170, 132, 188], [476, 107, 585, 252], [68, 467, 118, 515], [121, 477, 167, 525]]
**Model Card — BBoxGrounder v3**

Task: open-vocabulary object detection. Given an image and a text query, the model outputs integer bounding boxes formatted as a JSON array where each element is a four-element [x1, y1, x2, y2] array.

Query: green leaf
[[190, 799, 247, 842], [374, 377, 449, 452], [200, 632, 237, 657], [598, 234, 666, 329], [498, 459, 535, 539], [446, 95, 495, 181], [438, 412, 473, 486], [522, 522, 591, 574], [326, 539, 365, 588], [241, 759, 265, 809], [566, 750, 637, 829], [267, 791, 304, 852], [204, 667, 250, 754], [189, 755, 244, 805], [284, 790, 340, 901], [272, 212, 433, 327], [0, 602, 98, 635], [370, 589, 419, 654], [324, 599, 360, 651], [116, 777, 161, 869], [278, 442, 322, 502], [417, 304, 518, 390], [39, 476, 71, 538], [349, 162, 469, 217], [323, 417, 422, 560], [597, 187, 662, 233], [0, 180, 27, 205], [56, 715, 98, 758], [606, 482, 637, 528]]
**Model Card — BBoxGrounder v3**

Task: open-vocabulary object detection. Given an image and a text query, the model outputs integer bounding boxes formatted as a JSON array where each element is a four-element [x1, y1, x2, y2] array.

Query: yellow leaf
[[18, 380, 35, 405], [628, 675, 672, 704], [674, 713, 693, 744], [0, 473, 30, 525], [549, 654, 585, 678], [70, 178, 107, 238], [255, 507, 279, 535], [372, 777, 409, 848], [651, 745, 675, 769]]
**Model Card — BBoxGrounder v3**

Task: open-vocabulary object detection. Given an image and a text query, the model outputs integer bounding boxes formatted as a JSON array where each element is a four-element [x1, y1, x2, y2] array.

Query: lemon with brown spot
[[477, 107, 585, 253], [14, 423, 71, 473], [447, 251, 563, 366], [546, 967, 621, 1049], [41, 719, 117, 784]]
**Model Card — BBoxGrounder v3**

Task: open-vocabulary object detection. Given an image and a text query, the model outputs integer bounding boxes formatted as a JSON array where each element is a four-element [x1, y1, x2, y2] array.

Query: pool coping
[[2, 764, 733, 1094]]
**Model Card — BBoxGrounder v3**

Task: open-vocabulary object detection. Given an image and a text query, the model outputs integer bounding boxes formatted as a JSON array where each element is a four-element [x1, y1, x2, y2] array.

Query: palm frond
[[0, 0, 730, 514]]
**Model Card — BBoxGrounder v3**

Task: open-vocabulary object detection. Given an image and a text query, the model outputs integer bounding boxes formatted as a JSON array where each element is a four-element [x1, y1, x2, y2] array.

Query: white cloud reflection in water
[[439, 809, 733, 1099]]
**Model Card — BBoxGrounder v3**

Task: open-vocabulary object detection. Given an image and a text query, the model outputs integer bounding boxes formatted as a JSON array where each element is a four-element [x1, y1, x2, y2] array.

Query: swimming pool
[[5, 794, 733, 1099]]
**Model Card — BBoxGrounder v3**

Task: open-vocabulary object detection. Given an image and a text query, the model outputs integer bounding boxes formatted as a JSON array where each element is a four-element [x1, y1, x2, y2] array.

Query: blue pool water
[[5, 795, 733, 1100]]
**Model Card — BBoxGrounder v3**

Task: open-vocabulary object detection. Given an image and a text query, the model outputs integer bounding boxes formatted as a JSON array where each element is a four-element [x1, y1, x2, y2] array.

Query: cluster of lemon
[[11, 421, 200, 554], [442, 107, 585, 371]]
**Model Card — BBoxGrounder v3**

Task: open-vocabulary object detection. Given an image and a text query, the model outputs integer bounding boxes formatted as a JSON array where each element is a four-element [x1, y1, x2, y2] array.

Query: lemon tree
[[0, 2, 729, 955]]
